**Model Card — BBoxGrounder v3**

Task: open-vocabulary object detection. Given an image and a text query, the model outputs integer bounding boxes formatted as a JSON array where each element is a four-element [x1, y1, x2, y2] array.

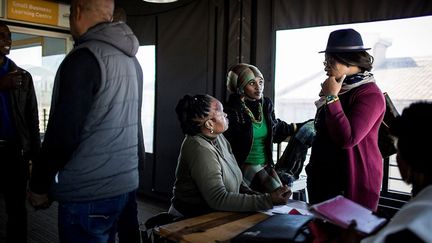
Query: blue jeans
[[58, 192, 132, 243]]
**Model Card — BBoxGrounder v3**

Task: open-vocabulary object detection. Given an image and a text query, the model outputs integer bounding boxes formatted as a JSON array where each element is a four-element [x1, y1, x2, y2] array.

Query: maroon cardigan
[[306, 82, 385, 211]]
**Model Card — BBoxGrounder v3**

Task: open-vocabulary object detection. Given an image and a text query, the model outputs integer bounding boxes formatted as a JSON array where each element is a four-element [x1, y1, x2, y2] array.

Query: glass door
[[7, 25, 73, 133]]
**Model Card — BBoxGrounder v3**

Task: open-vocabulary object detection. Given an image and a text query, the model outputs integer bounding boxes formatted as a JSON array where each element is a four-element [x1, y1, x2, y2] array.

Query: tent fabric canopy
[[116, 0, 432, 196]]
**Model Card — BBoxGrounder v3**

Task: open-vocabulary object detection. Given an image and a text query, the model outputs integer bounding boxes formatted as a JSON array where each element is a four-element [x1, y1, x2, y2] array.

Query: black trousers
[[0, 143, 29, 243]]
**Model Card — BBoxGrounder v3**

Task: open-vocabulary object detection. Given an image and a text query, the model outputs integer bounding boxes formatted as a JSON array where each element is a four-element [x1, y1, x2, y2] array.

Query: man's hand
[[28, 191, 51, 210]]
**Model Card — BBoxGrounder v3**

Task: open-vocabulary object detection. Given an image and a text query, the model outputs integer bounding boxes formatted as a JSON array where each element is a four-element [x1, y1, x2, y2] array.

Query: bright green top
[[245, 117, 268, 165]]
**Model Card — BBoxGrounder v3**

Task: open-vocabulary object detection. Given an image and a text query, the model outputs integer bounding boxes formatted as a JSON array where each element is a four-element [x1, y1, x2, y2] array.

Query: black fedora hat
[[319, 28, 371, 53]]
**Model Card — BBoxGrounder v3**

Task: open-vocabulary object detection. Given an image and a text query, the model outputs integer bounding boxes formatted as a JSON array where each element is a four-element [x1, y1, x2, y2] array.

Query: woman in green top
[[169, 94, 290, 217], [224, 63, 299, 193]]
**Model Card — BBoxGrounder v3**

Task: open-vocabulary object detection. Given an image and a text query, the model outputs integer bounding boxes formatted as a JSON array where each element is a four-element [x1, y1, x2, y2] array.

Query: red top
[[307, 82, 385, 211]]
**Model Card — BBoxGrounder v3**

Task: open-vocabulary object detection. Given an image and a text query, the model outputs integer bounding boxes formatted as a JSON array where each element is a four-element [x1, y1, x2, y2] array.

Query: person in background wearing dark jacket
[[0, 21, 40, 243], [306, 29, 385, 211], [224, 63, 300, 193], [28, 0, 144, 242]]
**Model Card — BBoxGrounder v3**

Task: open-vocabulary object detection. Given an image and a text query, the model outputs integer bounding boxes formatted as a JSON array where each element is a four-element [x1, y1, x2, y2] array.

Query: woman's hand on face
[[321, 74, 345, 96], [270, 185, 291, 205]]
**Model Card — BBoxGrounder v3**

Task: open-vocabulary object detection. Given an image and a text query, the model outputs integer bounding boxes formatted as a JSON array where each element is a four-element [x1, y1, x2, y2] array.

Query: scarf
[[244, 99, 263, 122], [314, 71, 375, 108]]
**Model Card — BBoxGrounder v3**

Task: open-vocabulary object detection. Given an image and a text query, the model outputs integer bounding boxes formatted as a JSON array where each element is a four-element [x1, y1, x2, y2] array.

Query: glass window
[[274, 15, 432, 195], [136, 46, 156, 153], [8, 28, 70, 134]]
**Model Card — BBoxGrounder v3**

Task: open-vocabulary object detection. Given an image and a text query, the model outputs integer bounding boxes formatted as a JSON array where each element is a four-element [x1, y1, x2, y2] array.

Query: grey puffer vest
[[52, 25, 140, 202]]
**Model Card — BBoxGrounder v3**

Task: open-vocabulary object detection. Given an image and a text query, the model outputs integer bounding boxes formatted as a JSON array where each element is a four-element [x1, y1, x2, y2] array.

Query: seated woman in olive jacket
[[169, 94, 291, 218]]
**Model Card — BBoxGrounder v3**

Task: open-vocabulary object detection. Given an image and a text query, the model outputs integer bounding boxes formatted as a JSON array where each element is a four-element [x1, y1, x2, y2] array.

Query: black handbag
[[378, 92, 399, 158]]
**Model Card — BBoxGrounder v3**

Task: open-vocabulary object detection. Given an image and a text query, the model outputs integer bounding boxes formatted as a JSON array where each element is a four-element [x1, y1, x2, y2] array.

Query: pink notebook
[[310, 195, 387, 234]]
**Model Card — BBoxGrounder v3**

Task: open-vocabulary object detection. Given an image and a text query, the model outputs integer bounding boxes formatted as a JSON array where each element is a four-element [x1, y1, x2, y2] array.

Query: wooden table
[[154, 200, 310, 243], [154, 211, 268, 243]]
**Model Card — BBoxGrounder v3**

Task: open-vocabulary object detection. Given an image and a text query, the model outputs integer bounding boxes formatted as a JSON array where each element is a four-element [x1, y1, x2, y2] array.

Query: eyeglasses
[[323, 56, 341, 68], [323, 60, 335, 68]]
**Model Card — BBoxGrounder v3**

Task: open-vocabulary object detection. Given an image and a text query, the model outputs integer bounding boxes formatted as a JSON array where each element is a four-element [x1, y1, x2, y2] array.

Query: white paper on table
[[266, 205, 313, 216]]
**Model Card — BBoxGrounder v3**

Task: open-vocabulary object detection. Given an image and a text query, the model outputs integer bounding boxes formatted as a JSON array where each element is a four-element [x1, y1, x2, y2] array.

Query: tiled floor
[[0, 194, 169, 243]]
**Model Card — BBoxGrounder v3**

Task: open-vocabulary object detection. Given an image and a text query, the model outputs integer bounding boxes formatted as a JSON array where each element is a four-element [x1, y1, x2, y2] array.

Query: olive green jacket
[[171, 134, 273, 217]]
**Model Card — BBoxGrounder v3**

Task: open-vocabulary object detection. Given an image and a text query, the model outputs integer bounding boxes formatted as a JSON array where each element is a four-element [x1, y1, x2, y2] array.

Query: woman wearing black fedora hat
[[306, 29, 386, 211]]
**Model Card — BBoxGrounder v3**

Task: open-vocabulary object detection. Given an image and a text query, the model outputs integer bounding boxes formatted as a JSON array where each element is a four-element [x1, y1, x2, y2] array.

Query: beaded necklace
[[242, 100, 263, 124]]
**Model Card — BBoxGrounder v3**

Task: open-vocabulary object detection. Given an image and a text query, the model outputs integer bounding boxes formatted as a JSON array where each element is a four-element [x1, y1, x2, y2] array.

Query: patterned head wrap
[[226, 63, 264, 94]]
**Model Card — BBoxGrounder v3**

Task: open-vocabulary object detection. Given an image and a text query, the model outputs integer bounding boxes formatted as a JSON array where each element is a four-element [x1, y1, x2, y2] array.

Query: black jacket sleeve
[[264, 97, 296, 144]]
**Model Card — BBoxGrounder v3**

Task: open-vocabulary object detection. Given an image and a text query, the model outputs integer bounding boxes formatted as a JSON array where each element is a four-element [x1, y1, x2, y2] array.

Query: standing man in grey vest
[[28, 0, 144, 242]]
